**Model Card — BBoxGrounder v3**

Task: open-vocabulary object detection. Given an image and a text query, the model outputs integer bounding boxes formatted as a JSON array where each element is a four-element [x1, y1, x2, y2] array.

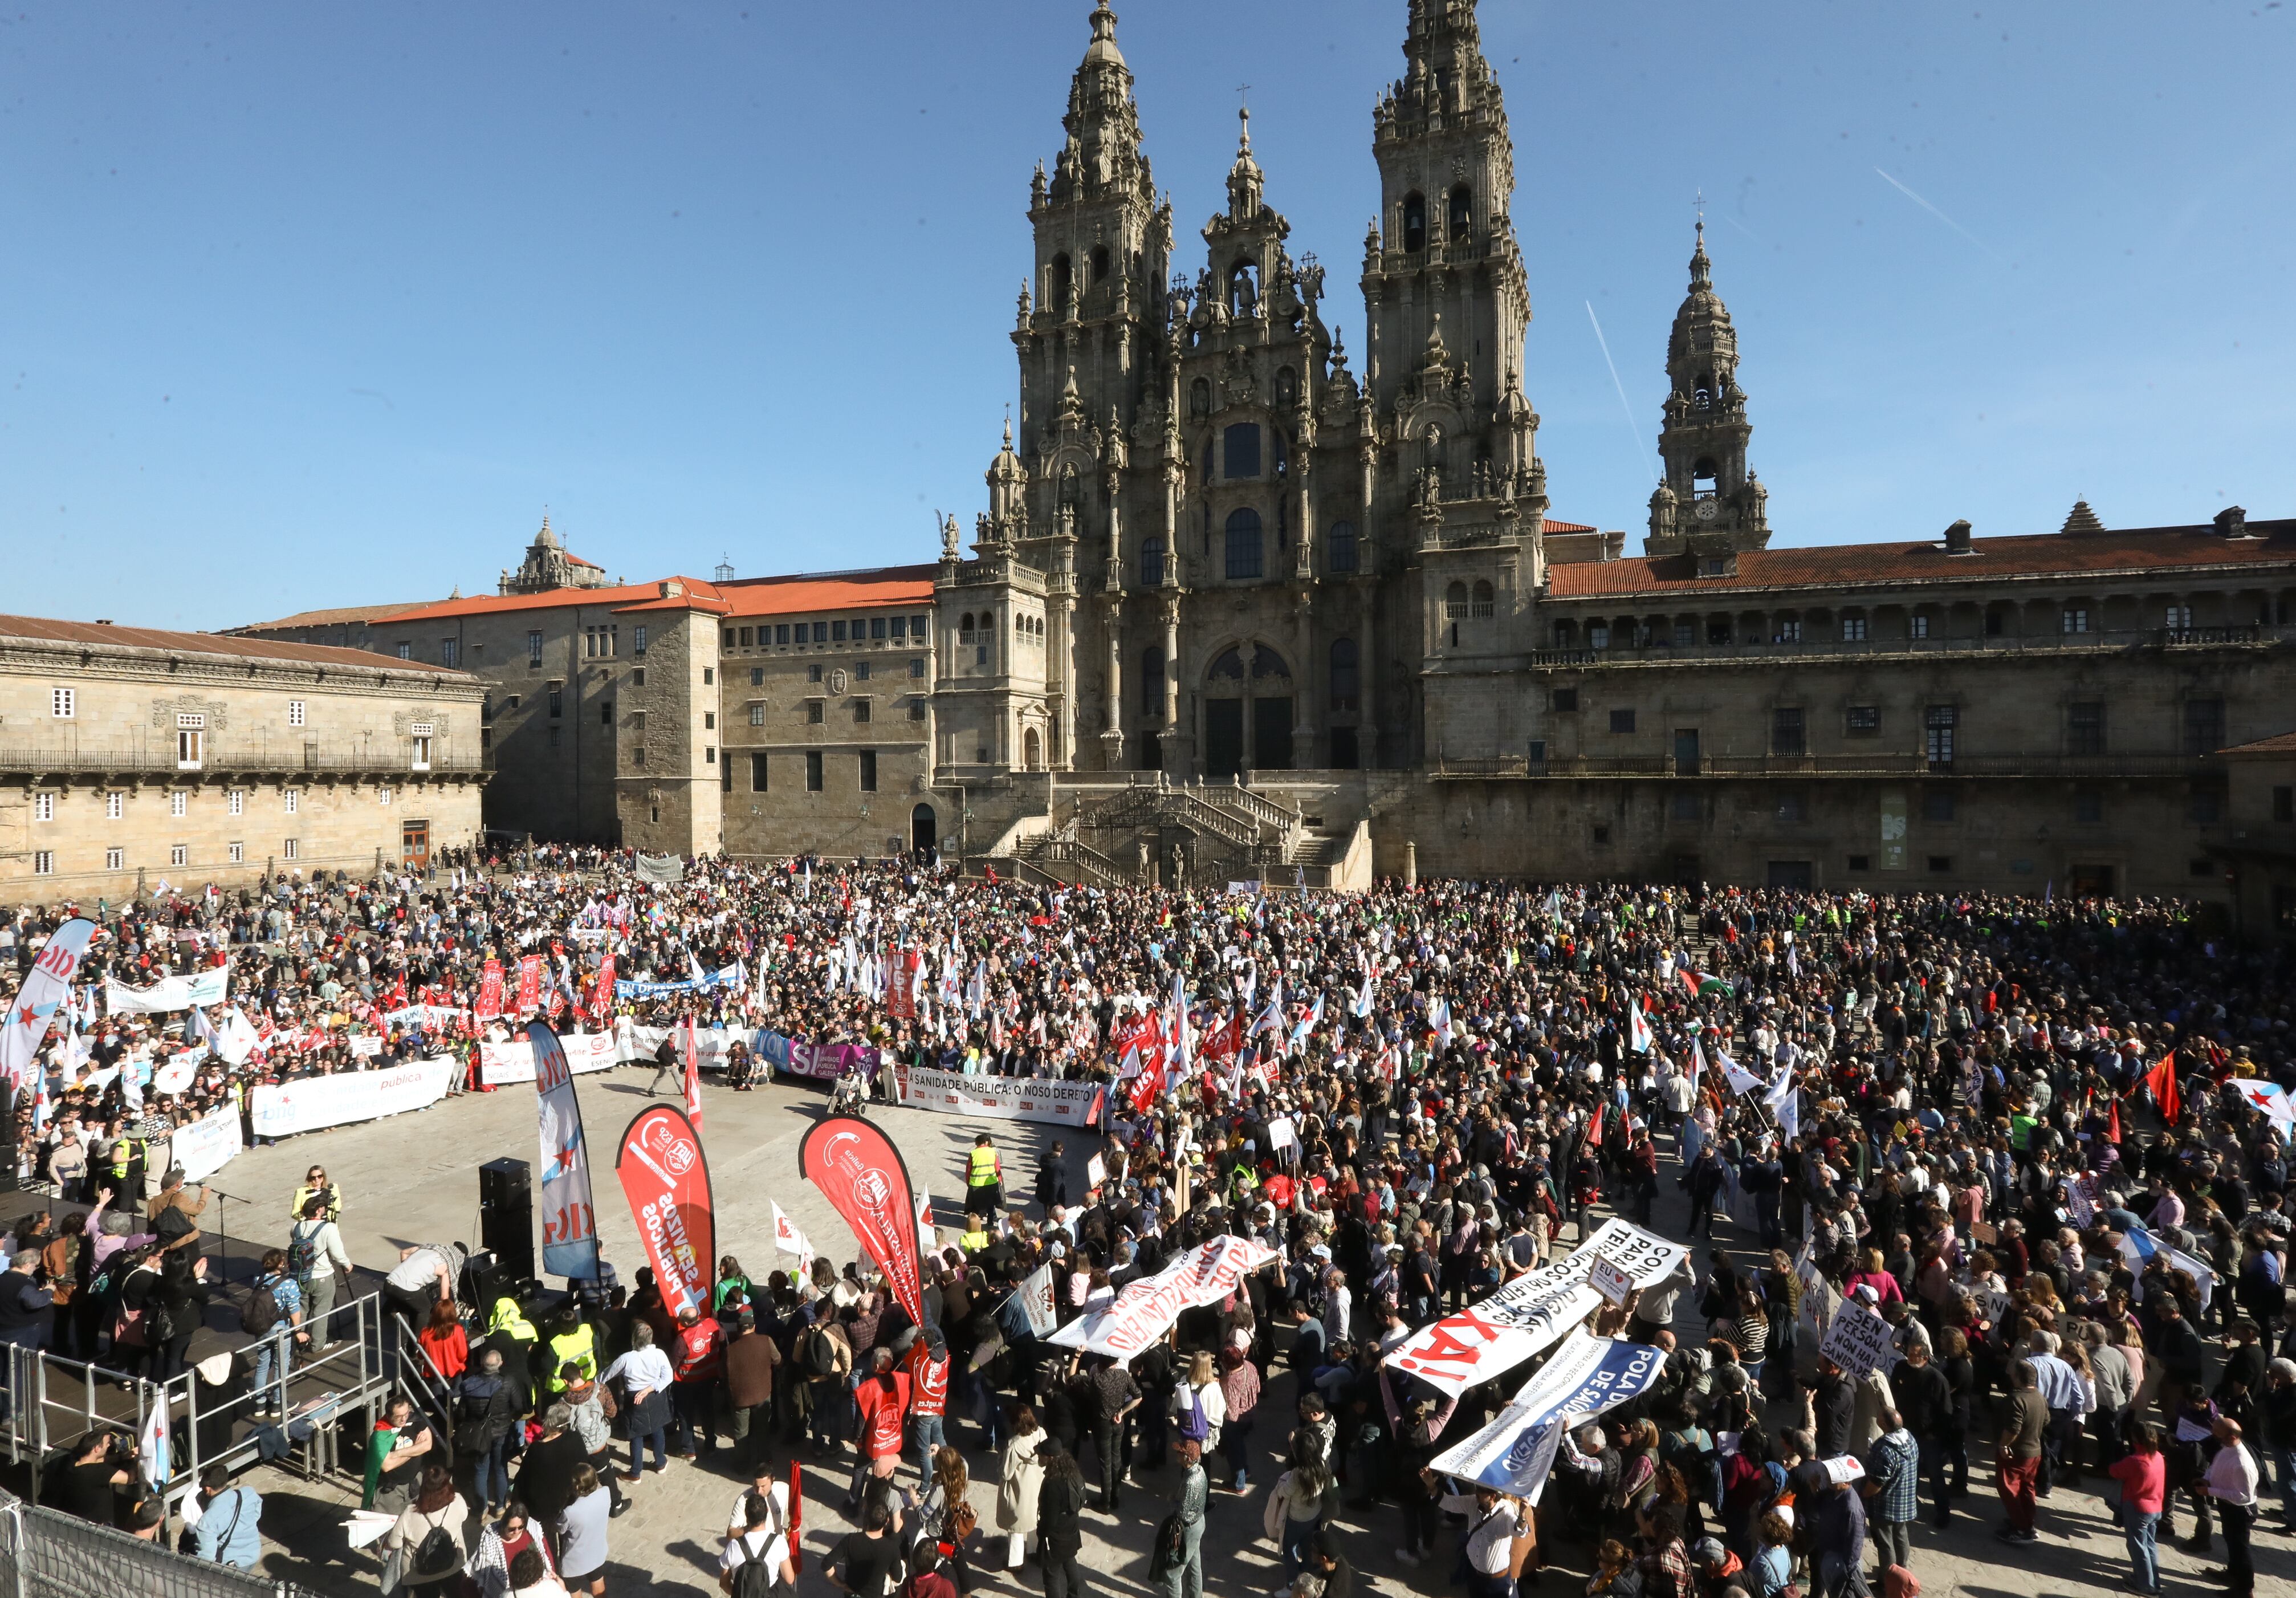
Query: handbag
[[1147, 1512, 1186, 1579]]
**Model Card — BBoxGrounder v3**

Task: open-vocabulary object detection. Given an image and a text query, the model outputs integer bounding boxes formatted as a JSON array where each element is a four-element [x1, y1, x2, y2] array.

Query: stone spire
[[1647, 221, 1767, 557], [1226, 107, 1265, 220], [2061, 498, 2106, 535], [1049, 2, 1151, 206]]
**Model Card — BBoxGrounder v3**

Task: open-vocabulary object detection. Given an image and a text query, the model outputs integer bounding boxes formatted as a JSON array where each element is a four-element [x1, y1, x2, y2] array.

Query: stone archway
[[1202, 642, 1294, 776]]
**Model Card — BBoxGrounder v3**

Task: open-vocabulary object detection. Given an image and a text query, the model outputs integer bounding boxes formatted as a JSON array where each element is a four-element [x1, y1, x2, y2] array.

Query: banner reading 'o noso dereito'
[[890, 1063, 1106, 1126]]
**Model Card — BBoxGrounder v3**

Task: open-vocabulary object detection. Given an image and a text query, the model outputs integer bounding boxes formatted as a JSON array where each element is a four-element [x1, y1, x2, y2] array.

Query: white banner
[[889, 1063, 1106, 1126], [627, 1024, 740, 1071], [1, 919, 95, 1089], [248, 1058, 458, 1138], [1429, 1329, 1670, 1498], [170, 1107, 243, 1184], [1046, 1235, 1276, 1361], [478, 1028, 621, 1085], [1817, 1300, 1897, 1377], [105, 968, 230, 1015], [1383, 1219, 1687, 1396], [531, 1022, 603, 1280]]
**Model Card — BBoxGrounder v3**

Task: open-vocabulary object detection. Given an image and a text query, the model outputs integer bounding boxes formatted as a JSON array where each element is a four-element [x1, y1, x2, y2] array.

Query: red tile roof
[[1542, 519, 1597, 534], [2219, 731, 2296, 757], [0, 613, 473, 674], [372, 564, 942, 627], [230, 602, 433, 632], [1544, 521, 2296, 600]]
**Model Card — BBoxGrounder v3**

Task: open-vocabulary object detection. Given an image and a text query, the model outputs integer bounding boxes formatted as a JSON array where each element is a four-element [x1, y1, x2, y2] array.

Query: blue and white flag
[[1428, 1329, 1668, 1500], [2118, 1225, 2216, 1312], [1627, 999, 1653, 1055]]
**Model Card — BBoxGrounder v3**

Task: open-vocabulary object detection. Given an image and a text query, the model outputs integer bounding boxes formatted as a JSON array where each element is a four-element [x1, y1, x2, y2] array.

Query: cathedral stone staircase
[[1008, 774, 1371, 891]]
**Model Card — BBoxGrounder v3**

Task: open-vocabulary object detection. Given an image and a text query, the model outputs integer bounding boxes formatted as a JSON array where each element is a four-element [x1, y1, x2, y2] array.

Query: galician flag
[[1627, 998, 1653, 1055]]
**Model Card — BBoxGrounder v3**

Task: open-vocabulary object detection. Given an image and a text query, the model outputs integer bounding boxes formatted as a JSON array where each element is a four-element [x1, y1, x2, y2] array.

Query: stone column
[[1405, 840, 1417, 886], [1099, 599, 1125, 771], [1292, 587, 1316, 770], [1048, 591, 1074, 768], [1357, 581, 1379, 770], [1160, 596, 1182, 772]]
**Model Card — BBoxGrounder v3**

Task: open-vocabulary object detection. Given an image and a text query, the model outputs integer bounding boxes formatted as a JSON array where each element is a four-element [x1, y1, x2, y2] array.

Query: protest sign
[[1817, 1300, 1896, 1377]]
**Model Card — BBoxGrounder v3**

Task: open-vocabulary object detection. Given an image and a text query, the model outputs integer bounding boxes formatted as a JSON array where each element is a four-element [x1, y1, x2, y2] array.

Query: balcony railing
[[1431, 750, 2218, 781], [1543, 623, 2283, 667], [0, 743, 490, 778]]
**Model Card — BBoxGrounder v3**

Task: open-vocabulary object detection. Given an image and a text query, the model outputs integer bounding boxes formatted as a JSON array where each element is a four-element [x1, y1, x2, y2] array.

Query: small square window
[[51, 687, 75, 719], [228, 841, 243, 864], [1608, 709, 1635, 734], [1909, 615, 1931, 640], [1847, 854, 1871, 872], [1552, 688, 1579, 713], [396, 641, 413, 660], [751, 667, 764, 686], [104, 847, 124, 871], [776, 624, 791, 645], [910, 615, 929, 639], [855, 700, 872, 724], [705, 746, 716, 764], [808, 664, 824, 684], [748, 702, 766, 726], [815, 622, 832, 644], [32, 851, 53, 876], [170, 844, 187, 868], [633, 625, 649, 655], [629, 670, 642, 688], [857, 661, 871, 681], [2273, 786, 2294, 823], [288, 699, 306, 727], [283, 837, 298, 860], [169, 790, 186, 818], [1926, 854, 1952, 873], [831, 620, 848, 642], [2190, 859, 2216, 878], [105, 792, 123, 821], [702, 667, 715, 685], [858, 750, 878, 791], [227, 790, 244, 816], [2061, 607, 2090, 634], [1591, 824, 1611, 844], [1846, 705, 1880, 735], [889, 617, 907, 640], [33, 793, 54, 823], [909, 700, 927, 721], [870, 617, 888, 640], [285, 790, 299, 814], [1840, 616, 1868, 643], [739, 627, 753, 647], [704, 711, 716, 730], [380, 787, 392, 805], [602, 702, 616, 726], [805, 751, 824, 791], [807, 701, 825, 725]]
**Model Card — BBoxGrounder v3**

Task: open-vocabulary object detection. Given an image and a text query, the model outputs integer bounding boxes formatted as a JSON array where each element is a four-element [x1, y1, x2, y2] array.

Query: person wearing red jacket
[[849, 1347, 912, 1510], [669, 1304, 724, 1460], [905, 1328, 952, 1481]]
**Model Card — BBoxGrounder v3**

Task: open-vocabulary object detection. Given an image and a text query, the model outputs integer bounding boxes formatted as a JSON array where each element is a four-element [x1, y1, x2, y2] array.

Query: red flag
[[589, 954, 616, 1021], [476, 959, 505, 1020], [682, 1015, 704, 1131], [798, 1115, 926, 1325], [515, 954, 543, 1015], [2146, 1055, 2180, 1126], [2106, 1094, 2123, 1145], [1587, 1102, 1605, 1146], [385, 974, 408, 1013], [614, 1104, 715, 1319], [788, 1463, 804, 1576]]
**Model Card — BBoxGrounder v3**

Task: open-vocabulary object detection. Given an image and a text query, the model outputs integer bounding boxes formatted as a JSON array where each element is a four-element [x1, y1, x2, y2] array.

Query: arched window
[[1692, 458, 1718, 499], [1276, 367, 1298, 405], [1444, 581, 1469, 621], [1228, 261, 1258, 316], [1225, 508, 1264, 580], [1139, 536, 1166, 588], [1402, 192, 1427, 253], [1472, 580, 1495, 619], [1208, 648, 1245, 681], [1448, 184, 1473, 239], [1140, 648, 1165, 715], [1223, 423, 1262, 479], [1693, 373, 1713, 410], [1329, 639, 1360, 713], [1049, 254, 1072, 308], [1554, 619, 1577, 646], [1090, 245, 1110, 282], [1250, 645, 1291, 681], [959, 612, 975, 638], [1327, 520, 1358, 574], [1190, 377, 1211, 418]]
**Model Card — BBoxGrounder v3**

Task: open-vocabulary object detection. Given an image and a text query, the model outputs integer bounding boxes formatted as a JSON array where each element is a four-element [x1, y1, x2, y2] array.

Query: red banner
[[798, 1115, 925, 1325], [682, 1015, 703, 1130], [588, 954, 616, 1021], [477, 959, 504, 1020], [887, 950, 921, 1020], [515, 954, 543, 1015], [615, 1105, 715, 1319]]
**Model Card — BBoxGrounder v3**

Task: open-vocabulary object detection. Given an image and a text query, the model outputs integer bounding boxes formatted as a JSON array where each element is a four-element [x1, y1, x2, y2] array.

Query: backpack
[[802, 1324, 840, 1377], [241, 1274, 284, 1337], [1177, 1388, 1211, 1443], [728, 1531, 781, 1598], [408, 1516, 460, 1582], [286, 1222, 321, 1281]]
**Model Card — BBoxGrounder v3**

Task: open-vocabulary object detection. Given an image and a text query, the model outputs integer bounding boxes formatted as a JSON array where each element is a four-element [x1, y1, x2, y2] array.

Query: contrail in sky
[[1874, 167, 2009, 264], [1585, 301, 1656, 488]]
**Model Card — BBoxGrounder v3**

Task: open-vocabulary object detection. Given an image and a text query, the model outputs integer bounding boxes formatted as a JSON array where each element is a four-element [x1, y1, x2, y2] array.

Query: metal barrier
[[0, 1291, 398, 1505], [0, 1485, 321, 1598]]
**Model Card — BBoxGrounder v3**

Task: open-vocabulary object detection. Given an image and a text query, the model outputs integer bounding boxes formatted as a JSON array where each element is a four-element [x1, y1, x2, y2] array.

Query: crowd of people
[[5, 852, 2296, 1598]]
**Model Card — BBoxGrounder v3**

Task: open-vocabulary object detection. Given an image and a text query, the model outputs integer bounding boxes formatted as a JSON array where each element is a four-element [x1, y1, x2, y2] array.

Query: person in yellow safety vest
[[959, 1220, 991, 1254], [543, 1306, 597, 1395], [965, 1133, 1003, 1221]]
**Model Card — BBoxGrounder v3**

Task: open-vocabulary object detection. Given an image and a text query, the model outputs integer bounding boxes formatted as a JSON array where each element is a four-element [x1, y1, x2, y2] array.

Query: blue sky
[[5, 1, 2290, 628]]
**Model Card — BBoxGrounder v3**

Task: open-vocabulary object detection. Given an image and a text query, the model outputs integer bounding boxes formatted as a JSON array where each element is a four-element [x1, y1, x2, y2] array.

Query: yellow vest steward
[[968, 1149, 999, 1188], [546, 1323, 597, 1389]]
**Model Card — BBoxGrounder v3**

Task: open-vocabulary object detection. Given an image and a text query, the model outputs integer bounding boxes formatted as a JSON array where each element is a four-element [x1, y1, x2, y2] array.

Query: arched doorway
[[1203, 644, 1294, 777], [910, 803, 937, 857], [1023, 727, 1043, 771]]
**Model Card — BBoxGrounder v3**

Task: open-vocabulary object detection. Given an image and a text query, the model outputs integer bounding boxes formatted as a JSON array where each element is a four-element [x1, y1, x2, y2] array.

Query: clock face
[[1694, 498, 1720, 523]]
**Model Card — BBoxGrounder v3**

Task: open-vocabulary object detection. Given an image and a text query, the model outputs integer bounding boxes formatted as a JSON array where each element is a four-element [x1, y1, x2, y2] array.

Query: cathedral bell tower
[[1646, 222, 1769, 559]]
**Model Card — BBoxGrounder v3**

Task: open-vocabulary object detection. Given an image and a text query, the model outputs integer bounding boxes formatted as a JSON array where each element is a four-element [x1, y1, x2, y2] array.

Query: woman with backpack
[[245, 1248, 305, 1417], [382, 1462, 470, 1593], [1170, 1351, 1226, 1462], [1261, 1434, 1334, 1588]]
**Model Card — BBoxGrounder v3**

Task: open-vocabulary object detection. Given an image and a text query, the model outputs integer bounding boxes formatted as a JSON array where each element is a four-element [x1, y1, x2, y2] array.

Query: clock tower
[[1645, 222, 1769, 559]]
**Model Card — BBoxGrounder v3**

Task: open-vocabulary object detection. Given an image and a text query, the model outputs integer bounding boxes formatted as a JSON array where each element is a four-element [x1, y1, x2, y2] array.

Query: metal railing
[[0, 1291, 397, 1505], [1431, 750, 2220, 780], [0, 745, 489, 777], [1540, 621, 2284, 668], [0, 1486, 321, 1598]]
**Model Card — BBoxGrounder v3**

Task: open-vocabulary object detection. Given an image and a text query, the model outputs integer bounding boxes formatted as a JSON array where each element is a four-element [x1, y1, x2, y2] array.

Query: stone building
[[227, 1, 2296, 904], [0, 615, 485, 897]]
